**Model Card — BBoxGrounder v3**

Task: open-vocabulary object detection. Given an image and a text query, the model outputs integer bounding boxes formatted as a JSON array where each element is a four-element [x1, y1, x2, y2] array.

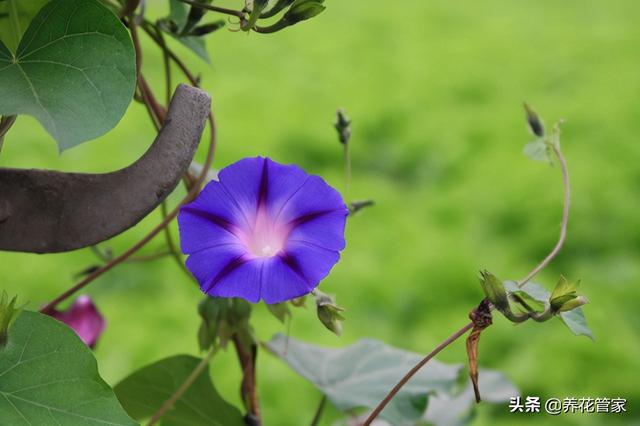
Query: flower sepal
[[313, 290, 345, 336], [549, 276, 588, 313], [198, 297, 254, 350]]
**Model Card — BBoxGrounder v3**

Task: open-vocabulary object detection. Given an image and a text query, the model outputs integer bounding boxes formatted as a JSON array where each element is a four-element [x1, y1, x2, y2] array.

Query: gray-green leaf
[[0, 310, 136, 425], [0, 0, 136, 151], [558, 308, 593, 340], [114, 355, 244, 426], [266, 334, 461, 425], [523, 137, 551, 163], [504, 280, 593, 339], [423, 370, 518, 426]]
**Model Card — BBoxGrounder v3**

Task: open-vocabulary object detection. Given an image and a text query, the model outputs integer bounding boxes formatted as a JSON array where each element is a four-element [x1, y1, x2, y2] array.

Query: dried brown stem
[[233, 335, 261, 424]]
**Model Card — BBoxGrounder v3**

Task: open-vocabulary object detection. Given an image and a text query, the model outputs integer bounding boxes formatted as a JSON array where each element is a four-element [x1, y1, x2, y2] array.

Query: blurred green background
[[1, 0, 639, 425]]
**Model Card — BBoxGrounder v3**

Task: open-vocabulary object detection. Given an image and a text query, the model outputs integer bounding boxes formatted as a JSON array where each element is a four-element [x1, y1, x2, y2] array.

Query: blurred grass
[[1, 0, 640, 425]]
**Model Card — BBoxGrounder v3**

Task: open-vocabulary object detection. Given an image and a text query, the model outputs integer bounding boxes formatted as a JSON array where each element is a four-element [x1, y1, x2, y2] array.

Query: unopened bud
[[335, 108, 352, 145], [48, 296, 105, 348], [478, 270, 510, 314], [524, 103, 544, 137], [556, 295, 588, 312], [314, 290, 345, 336]]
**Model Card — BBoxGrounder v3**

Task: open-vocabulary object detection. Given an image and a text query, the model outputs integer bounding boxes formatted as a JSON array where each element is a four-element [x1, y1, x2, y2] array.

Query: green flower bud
[[524, 103, 544, 137], [197, 297, 252, 350], [256, 0, 325, 33], [549, 276, 586, 313], [556, 295, 588, 312], [260, 0, 295, 19], [314, 290, 345, 336], [478, 270, 510, 314]]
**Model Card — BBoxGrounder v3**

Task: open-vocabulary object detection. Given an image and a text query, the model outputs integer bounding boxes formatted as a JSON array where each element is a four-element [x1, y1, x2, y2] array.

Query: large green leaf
[[0, 310, 136, 425], [0, 0, 50, 52], [267, 333, 458, 425], [0, 0, 136, 151], [268, 334, 512, 426], [504, 280, 594, 339], [114, 355, 244, 426]]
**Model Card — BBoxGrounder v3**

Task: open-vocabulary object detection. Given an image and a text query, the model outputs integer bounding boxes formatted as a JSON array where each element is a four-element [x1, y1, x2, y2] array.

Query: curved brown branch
[[0, 85, 209, 254], [39, 88, 216, 313]]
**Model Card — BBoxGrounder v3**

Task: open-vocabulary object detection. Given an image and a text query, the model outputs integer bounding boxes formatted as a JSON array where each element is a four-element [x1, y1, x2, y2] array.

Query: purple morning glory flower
[[178, 157, 348, 304], [49, 295, 106, 348]]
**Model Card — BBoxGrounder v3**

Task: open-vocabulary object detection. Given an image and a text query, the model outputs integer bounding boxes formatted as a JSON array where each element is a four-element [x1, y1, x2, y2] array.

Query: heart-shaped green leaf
[[114, 355, 244, 426], [0, 310, 136, 425], [0, 0, 136, 151]]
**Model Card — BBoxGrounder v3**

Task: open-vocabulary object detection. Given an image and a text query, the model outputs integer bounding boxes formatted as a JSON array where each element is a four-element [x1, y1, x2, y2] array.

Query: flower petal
[[260, 256, 315, 304], [217, 157, 266, 225], [288, 210, 347, 251], [205, 259, 263, 303], [49, 296, 105, 348], [262, 158, 309, 217], [178, 207, 243, 254], [185, 244, 247, 288], [283, 240, 342, 287], [276, 175, 347, 225]]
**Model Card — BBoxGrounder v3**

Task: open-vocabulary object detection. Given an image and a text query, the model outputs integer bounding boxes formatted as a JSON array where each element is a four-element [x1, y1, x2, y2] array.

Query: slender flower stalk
[[310, 395, 327, 426], [177, 0, 245, 19], [363, 138, 572, 425], [518, 143, 570, 287]]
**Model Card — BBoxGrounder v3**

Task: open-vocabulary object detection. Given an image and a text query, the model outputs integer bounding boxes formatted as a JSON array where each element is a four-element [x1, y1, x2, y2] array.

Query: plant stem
[[125, 250, 171, 263], [364, 138, 572, 424], [157, 30, 173, 105], [233, 335, 261, 423], [310, 395, 327, 426], [141, 22, 200, 85], [362, 322, 474, 426], [39, 18, 218, 313], [120, 0, 141, 18], [518, 143, 570, 287], [177, 0, 245, 19], [160, 201, 193, 281], [344, 142, 351, 201], [147, 346, 217, 425], [0, 115, 17, 152]]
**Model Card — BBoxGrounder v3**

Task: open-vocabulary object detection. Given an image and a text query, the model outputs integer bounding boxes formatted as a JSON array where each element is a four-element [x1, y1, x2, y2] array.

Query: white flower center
[[243, 208, 288, 258]]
